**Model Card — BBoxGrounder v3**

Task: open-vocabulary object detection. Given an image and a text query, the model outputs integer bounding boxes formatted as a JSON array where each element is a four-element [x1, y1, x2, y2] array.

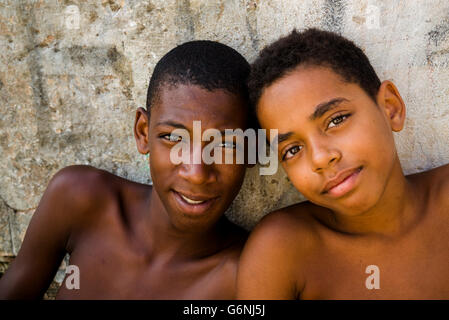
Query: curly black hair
[[146, 40, 250, 112], [248, 28, 381, 110]]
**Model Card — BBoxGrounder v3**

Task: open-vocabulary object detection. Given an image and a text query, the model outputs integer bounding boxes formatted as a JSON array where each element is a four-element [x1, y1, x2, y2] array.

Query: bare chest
[[301, 218, 449, 299], [56, 230, 233, 299]]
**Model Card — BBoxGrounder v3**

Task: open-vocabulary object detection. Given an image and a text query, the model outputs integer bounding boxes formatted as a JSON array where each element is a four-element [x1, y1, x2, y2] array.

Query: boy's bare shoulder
[[248, 201, 324, 255], [427, 163, 449, 198], [47, 165, 149, 227], [49, 165, 117, 209], [237, 201, 324, 298], [52, 164, 149, 200], [408, 164, 449, 207]]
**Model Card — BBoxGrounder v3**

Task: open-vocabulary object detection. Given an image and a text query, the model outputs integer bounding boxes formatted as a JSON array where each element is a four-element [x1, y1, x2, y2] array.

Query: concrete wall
[[1, 0, 448, 297]]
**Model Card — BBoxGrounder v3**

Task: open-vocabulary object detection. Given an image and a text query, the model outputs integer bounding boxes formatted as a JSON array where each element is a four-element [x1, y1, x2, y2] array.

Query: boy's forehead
[[151, 83, 248, 128], [258, 66, 368, 130], [261, 67, 357, 111]]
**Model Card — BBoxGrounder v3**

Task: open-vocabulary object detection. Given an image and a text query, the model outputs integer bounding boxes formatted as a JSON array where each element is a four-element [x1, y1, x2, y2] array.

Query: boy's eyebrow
[[156, 120, 188, 130], [309, 97, 350, 120], [156, 121, 230, 136], [272, 132, 293, 144], [271, 98, 349, 145]]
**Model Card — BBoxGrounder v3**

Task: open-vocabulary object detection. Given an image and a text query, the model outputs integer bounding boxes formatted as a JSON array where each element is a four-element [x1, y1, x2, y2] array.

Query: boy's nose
[[178, 162, 215, 185], [178, 144, 215, 185], [310, 144, 341, 172]]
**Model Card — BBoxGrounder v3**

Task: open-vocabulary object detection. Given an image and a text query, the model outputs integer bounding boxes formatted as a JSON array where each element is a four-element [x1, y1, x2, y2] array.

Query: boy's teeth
[[180, 194, 206, 204]]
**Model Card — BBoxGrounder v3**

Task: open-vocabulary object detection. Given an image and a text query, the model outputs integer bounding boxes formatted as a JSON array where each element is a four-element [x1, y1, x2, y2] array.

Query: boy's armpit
[[0, 165, 108, 299], [236, 209, 315, 300]]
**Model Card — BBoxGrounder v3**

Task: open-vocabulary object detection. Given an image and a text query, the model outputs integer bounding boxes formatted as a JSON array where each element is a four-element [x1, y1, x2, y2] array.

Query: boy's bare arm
[[0, 166, 102, 299], [236, 211, 308, 300]]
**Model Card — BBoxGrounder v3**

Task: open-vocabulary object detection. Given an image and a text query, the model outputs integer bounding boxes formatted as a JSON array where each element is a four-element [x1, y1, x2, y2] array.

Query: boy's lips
[[172, 190, 219, 215], [321, 166, 363, 197]]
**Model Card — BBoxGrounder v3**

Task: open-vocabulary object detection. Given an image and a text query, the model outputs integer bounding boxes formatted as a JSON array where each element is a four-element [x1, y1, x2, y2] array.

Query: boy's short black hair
[[146, 40, 250, 114], [248, 28, 381, 109]]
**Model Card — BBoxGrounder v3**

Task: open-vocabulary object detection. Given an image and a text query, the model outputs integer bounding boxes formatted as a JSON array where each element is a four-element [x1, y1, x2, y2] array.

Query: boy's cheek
[[284, 164, 317, 195], [149, 149, 176, 176]]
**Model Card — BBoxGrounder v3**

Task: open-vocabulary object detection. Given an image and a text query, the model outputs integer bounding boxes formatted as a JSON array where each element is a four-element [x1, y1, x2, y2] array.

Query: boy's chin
[[164, 199, 228, 230], [167, 211, 224, 232], [305, 186, 378, 216], [320, 194, 381, 216]]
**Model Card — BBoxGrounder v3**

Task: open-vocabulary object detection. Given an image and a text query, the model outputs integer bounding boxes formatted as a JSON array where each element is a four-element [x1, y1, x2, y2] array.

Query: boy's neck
[[325, 159, 425, 237], [137, 188, 233, 263]]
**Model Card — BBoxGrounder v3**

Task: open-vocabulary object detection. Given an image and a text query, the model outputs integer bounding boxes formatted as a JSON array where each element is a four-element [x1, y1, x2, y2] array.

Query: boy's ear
[[134, 107, 150, 154], [376, 80, 406, 132]]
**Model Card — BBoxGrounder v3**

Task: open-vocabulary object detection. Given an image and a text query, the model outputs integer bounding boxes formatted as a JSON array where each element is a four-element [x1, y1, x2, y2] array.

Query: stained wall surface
[[1, 0, 448, 297]]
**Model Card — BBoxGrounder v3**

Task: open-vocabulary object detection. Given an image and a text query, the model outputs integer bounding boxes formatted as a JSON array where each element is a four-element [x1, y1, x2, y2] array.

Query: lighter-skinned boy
[[237, 29, 449, 299]]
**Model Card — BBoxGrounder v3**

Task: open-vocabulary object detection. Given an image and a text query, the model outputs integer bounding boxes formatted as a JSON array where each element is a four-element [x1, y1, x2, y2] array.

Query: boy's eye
[[327, 113, 351, 129], [161, 133, 183, 142], [282, 145, 302, 161]]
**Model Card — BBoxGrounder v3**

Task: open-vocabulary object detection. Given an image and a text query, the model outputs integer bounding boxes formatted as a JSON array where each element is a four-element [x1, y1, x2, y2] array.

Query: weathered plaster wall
[[1, 0, 448, 298]]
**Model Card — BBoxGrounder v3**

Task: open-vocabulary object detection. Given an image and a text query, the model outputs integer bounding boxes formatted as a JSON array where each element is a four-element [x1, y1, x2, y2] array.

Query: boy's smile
[[172, 190, 220, 215], [257, 66, 405, 216], [135, 83, 248, 230], [321, 165, 363, 197]]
